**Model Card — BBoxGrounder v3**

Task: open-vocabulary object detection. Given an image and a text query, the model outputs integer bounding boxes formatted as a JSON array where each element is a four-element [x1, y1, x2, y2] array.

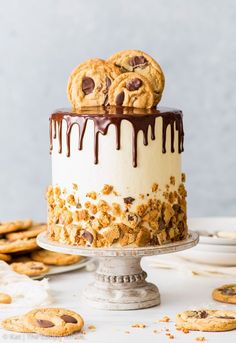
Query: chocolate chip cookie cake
[[47, 49, 187, 248]]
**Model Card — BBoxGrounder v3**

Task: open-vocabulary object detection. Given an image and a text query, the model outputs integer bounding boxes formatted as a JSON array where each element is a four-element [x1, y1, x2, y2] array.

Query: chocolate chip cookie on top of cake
[[47, 49, 187, 248]]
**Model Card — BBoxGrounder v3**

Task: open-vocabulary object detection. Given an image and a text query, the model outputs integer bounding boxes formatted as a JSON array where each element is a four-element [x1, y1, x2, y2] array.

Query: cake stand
[[37, 231, 198, 310]]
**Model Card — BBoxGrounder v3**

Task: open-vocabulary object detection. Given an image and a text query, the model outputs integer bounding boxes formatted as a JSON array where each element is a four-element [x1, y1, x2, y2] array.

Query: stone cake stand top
[[37, 231, 198, 257], [37, 231, 199, 310]]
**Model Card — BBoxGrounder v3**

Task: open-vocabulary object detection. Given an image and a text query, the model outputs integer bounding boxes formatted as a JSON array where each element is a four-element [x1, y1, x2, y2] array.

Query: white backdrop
[[0, 0, 236, 221]]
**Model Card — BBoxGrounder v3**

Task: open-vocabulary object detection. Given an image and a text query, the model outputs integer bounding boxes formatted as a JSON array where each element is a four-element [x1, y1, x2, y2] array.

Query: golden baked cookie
[[67, 58, 121, 108], [31, 250, 82, 266], [0, 292, 12, 304], [6, 223, 47, 241], [108, 72, 154, 108], [0, 219, 32, 234], [23, 308, 84, 336], [0, 238, 37, 254], [212, 284, 236, 304], [10, 261, 49, 277], [1, 315, 33, 333], [0, 253, 11, 262], [107, 49, 165, 105], [176, 309, 236, 332]]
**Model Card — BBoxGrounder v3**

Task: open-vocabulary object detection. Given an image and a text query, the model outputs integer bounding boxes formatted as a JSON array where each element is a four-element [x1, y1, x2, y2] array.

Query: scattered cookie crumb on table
[[195, 337, 206, 342], [159, 315, 171, 322], [88, 325, 96, 331], [131, 323, 146, 328]]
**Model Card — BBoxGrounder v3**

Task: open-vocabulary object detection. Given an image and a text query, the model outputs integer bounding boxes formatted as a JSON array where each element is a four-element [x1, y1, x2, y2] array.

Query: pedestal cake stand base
[[37, 231, 198, 310]]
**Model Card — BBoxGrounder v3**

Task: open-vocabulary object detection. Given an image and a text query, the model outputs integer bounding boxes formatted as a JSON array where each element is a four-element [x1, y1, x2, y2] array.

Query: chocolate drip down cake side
[[47, 50, 187, 248]]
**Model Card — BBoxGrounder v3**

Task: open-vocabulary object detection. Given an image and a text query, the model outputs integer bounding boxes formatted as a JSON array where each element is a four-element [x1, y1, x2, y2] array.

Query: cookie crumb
[[152, 183, 158, 192], [102, 184, 113, 195], [131, 323, 146, 328], [181, 173, 186, 182], [159, 315, 170, 322], [182, 328, 189, 334], [125, 331, 130, 334], [86, 192, 97, 200], [195, 337, 206, 342], [72, 183, 78, 191], [88, 325, 96, 331]]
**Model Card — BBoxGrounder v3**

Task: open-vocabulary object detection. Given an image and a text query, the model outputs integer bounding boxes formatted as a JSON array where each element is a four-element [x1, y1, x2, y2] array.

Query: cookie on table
[[0, 238, 37, 254], [23, 308, 84, 336], [67, 58, 121, 108], [10, 261, 49, 277], [0, 219, 32, 235], [31, 250, 82, 266], [0, 253, 11, 262], [1, 315, 33, 333], [176, 309, 236, 332], [108, 72, 154, 108], [6, 223, 47, 241], [212, 284, 236, 304], [0, 293, 12, 304], [107, 49, 165, 105]]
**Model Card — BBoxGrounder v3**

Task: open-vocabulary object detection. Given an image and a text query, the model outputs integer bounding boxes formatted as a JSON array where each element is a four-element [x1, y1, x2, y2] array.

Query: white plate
[[32, 257, 91, 279], [188, 217, 236, 245], [192, 242, 236, 254], [177, 249, 236, 266]]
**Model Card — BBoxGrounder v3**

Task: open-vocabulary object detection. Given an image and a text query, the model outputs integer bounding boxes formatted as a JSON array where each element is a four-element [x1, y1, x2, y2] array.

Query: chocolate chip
[[116, 91, 125, 106], [103, 94, 108, 106], [127, 214, 134, 221], [219, 288, 236, 296], [158, 218, 165, 230], [173, 204, 182, 213], [82, 230, 94, 244], [106, 77, 111, 89], [123, 197, 135, 205], [216, 316, 235, 320], [31, 266, 43, 270], [199, 311, 208, 318], [60, 315, 78, 323], [82, 77, 95, 95], [128, 55, 148, 67], [126, 78, 143, 91], [37, 319, 55, 328]]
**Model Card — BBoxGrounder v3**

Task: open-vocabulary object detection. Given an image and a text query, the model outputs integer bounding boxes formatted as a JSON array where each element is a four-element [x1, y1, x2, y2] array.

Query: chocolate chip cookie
[[67, 58, 121, 108], [0, 219, 32, 234], [23, 308, 84, 336], [0, 253, 11, 262], [176, 309, 236, 332], [1, 315, 33, 333], [31, 250, 82, 266], [108, 72, 154, 108], [6, 223, 47, 241], [212, 284, 236, 304], [0, 292, 12, 304], [107, 49, 165, 105], [0, 238, 37, 254], [11, 261, 49, 277]]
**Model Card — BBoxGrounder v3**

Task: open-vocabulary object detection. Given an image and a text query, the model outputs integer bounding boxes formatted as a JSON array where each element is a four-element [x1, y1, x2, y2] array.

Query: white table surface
[[0, 257, 235, 342]]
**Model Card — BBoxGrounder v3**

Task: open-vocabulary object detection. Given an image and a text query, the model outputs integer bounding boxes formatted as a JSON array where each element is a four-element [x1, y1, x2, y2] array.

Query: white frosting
[[51, 116, 182, 207]]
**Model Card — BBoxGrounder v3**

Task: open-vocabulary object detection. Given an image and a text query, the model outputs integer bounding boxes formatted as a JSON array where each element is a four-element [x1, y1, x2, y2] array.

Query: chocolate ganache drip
[[50, 106, 184, 167]]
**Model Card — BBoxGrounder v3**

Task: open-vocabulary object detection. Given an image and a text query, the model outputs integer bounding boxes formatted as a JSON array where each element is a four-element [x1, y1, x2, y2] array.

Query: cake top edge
[[50, 106, 182, 118]]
